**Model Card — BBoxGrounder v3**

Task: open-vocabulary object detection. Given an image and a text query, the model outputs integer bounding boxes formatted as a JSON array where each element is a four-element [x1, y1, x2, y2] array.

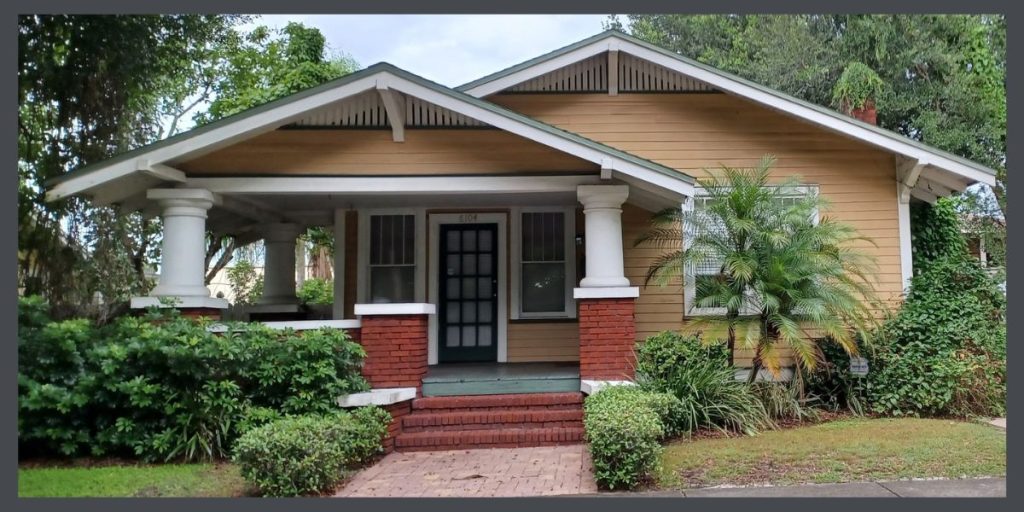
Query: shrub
[[297, 278, 334, 305], [584, 386, 665, 490], [751, 380, 821, 423], [635, 332, 770, 435], [868, 255, 1006, 417], [18, 304, 370, 461], [232, 408, 390, 497], [804, 339, 868, 414], [634, 330, 728, 386]]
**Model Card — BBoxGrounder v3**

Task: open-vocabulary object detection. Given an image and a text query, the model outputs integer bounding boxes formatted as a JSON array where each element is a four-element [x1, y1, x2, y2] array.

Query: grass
[[18, 462, 249, 497], [657, 417, 1006, 489]]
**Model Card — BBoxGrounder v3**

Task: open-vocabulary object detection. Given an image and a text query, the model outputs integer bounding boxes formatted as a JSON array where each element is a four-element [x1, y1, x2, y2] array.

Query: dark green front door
[[439, 223, 499, 363]]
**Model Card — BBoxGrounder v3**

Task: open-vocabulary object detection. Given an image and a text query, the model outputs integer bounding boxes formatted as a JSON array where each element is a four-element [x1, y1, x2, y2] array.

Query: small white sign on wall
[[850, 356, 869, 377]]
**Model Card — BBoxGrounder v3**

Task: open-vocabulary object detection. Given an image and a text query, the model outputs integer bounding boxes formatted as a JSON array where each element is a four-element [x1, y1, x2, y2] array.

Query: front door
[[438, 223, 499, 363]]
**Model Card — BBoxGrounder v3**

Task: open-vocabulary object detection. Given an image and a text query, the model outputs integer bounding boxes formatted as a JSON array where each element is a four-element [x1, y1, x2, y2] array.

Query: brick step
[[401, 409, 583, 433], [394, 427, 586, 451], [411, 392, 583, 412]]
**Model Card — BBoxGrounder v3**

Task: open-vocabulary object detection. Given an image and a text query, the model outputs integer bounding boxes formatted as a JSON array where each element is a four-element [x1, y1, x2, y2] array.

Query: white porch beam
[[376, 84, 406, 142], [217, 195, 285, 224], [186, 174, 604, 195], [607, 50, 619, 96]]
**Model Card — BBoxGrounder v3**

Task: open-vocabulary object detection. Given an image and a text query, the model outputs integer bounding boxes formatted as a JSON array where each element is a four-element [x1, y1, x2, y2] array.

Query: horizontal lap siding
[[493, 93, 904, 367], [179, 129, 598, 175], [506, 322, 580, 362]]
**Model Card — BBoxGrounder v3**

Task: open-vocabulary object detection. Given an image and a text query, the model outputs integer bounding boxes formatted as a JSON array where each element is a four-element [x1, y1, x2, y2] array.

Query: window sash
[[368, 214, 417, 303], [514, 209, 574, 319]]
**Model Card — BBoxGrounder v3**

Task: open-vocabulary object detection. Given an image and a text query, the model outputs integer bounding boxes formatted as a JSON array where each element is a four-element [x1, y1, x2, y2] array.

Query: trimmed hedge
[[232, 407, 391, 497], [584, 385, 681, 490]]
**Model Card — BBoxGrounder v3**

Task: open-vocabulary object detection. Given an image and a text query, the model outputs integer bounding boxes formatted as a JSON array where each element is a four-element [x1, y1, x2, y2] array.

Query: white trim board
[[427, 212, 509, 365], [461, 34, 996, 188]]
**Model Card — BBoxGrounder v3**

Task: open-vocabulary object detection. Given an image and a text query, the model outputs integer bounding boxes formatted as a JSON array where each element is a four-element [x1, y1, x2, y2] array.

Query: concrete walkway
[[336, 444, 597, 497], [988, 417, 1006, 429], [587, 478, 1006, 498]]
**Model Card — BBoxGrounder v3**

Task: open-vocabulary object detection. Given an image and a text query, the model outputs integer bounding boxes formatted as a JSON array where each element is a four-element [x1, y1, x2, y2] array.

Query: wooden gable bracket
[[607, 47, 620, 96], [600, 158, 614, 180], [376, 82, 406, 142], [895, 155, 927, 204], [91, 159, 187, 207]]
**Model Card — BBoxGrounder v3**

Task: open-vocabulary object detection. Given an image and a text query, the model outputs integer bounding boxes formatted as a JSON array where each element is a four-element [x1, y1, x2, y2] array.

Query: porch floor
[[422, 362, 581, 397]]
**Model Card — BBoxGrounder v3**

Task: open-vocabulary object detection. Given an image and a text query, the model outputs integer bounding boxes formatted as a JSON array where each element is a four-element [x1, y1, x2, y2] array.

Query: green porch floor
[[421, 362, 581, 397]]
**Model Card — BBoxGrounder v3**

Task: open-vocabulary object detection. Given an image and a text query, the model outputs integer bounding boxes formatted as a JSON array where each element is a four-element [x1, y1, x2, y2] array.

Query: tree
[[194, 22, 359, 282], [636, 156, 880, 383], [18, 15, 246, 318]]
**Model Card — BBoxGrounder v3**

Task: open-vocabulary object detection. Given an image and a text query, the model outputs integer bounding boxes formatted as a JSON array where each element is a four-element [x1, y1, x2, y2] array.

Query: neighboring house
[[44, 31, 997, 451]]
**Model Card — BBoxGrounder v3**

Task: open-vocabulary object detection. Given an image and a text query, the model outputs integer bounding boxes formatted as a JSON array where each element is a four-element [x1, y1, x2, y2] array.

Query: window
[[513, 209, 575, 318], [368, 214, 416, 303], [684, 186, 818, 317]]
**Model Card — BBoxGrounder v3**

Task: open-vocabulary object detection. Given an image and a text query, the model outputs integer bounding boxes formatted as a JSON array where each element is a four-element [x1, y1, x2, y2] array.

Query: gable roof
[[459, 30, 998, 188], [46, 62, 695, 204]]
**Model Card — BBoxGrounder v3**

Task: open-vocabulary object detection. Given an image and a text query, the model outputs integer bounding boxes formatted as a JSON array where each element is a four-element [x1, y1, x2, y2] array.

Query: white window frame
[[683, 185, 819, 318], [510, 206, 577, 320], [357, 208, 427, 305]]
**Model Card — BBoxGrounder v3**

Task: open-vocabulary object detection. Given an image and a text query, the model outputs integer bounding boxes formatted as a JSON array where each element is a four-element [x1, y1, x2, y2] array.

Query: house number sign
[[458, 214, 478, 223]]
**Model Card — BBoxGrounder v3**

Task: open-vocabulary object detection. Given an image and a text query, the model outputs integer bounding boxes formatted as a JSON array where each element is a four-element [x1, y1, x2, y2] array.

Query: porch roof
[[44, 62, 695, 206]]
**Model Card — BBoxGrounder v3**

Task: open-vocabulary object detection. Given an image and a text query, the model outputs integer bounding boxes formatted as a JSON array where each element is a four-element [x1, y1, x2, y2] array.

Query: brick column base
[[358, 314, 429, 393], [578, 297, 637, 380], [381, 401, 412, 453]]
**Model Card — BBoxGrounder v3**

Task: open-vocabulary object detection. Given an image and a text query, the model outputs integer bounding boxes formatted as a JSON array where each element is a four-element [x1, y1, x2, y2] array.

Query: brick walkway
[[335, 444, 598, 497]]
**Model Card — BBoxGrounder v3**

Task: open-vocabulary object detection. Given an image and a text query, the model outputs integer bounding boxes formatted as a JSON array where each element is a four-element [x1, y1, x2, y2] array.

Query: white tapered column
[[132, 188, 228, 310], [259, 223, 304, 305], [576, 185, 632, 289]]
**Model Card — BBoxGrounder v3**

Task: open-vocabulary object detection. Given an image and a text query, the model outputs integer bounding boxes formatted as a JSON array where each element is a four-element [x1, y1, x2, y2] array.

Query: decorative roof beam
[[376, 82, 406, 142], [607, 50, 619, 96], [895, 155, 926, 204]]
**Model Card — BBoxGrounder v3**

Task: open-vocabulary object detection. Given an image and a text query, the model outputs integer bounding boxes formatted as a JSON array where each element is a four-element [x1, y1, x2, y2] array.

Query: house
[[44, 30, 997, 451]]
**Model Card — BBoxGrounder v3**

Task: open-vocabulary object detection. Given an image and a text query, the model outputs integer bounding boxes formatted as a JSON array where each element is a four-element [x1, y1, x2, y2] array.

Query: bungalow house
[[44, 30, 997, 451]]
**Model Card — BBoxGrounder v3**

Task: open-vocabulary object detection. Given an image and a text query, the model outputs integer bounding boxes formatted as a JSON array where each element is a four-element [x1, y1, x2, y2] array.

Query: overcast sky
[[250, 15, 615, 86]]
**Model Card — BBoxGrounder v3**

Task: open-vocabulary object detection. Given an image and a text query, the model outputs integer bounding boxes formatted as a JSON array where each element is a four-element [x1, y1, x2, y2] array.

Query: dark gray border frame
[[7, 2, 1017, 512]]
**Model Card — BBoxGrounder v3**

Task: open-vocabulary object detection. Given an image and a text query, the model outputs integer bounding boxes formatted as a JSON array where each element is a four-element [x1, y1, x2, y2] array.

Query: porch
[[422, 362, 580, 397]]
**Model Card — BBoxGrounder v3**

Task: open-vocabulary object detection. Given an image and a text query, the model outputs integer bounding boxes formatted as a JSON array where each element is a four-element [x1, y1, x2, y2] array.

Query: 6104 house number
[[458, 214, 478, 223]]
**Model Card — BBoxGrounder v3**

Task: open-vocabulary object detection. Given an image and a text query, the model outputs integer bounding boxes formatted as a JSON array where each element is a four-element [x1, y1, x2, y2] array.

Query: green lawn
[[18, 462, 248, 497], [657, 417, 1006, 489]]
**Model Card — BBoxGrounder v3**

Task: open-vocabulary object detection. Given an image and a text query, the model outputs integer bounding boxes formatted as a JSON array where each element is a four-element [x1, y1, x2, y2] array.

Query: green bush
[[634, 330, 728, 386], [868, 256, 1006, 417], [297, 278, 334, 305], [232, 408, 390, 497], [635, 331, 770, 435], [804, 339, 868, 414], [18, 301, 370, 461], [751, 380, 821, 423], [584, 386, 665, 490]]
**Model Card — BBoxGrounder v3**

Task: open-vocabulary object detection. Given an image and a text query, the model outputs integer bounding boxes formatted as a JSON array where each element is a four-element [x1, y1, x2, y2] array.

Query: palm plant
[[636, 155, 880, 383]]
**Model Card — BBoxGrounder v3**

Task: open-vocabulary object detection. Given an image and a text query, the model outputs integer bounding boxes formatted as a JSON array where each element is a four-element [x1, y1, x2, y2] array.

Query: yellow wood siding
[[179, 129, 598, 175], [506, 322, 580, 362], [492, 93, 904, 367]]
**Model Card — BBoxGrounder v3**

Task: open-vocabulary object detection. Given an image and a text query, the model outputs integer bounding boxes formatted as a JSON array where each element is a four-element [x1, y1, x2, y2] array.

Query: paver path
[[336, 444, 597, 497]]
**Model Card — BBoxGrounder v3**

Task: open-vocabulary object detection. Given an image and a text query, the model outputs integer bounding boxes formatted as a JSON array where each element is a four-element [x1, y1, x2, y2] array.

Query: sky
[[248, 15, 614, 86]]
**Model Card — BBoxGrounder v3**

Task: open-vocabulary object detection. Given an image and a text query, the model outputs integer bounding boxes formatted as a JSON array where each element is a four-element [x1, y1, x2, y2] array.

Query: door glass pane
[[462, 301, 476, 323], [462, 253, 476, 275], [446, 301, 460, 322], [461, 278, 475, 299], [521, 262, 565, 312], [478, 301, 493, 322], [478, 325, 492, 346], [446, 326, 460, 347], [478, 277, 492, 298], [446, 278, 460, 299], [370, 266, 415, 303], [478, 254, 492, 275], [463, 230, 477, 251], [446, 230, 461, 252], [446, 254, 460, 276], [479, 229, 493, 251], [461, 325, 476, 347]]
